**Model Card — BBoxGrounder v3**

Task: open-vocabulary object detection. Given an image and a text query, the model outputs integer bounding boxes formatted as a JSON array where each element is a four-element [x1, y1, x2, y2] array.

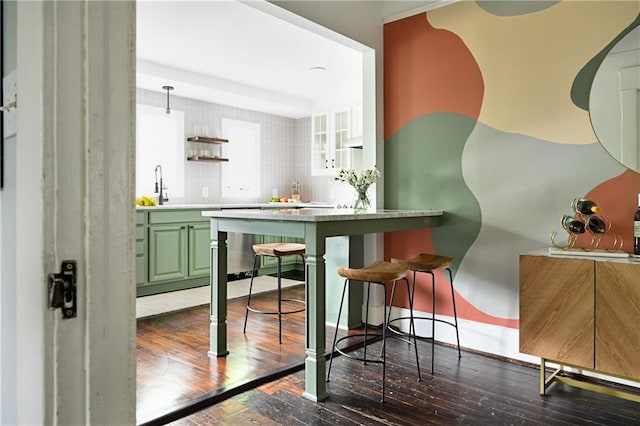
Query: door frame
[[1, 2, 136, 424]]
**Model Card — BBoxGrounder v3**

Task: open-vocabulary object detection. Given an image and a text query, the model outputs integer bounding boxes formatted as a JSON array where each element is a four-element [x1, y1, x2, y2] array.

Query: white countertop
[[202, 208, 444, 222], [136, 202, 334, 210], [525, 248, 640, 264]]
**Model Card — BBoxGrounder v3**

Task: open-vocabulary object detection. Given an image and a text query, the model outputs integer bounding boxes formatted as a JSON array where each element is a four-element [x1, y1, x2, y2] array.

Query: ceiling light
[[162, 85, 174, 114], [309, 66, 327, 72]]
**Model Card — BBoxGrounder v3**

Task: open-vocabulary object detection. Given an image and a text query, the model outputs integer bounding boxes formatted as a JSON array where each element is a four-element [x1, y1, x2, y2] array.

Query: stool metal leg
[[277, 256, 283, 344], [446, 267, 461, 358], [381, 289, 387, 403], [384, 277, 421, 382], [243, 254, 261, 334], [403, 276, 422, 382], [429, 271, 436, 374], [363, 282, 371, 365], [326, 278, 349, 382]]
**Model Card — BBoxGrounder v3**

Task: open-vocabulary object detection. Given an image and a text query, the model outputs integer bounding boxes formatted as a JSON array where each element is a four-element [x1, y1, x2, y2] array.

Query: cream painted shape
[[428, 1, 640, 144]]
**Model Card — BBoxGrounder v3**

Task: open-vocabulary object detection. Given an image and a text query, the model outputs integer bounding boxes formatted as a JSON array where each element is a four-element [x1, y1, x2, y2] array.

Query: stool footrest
[[246, 299, 305, 316], [333, 334, 384, 364], [387, 316, 457, 340]]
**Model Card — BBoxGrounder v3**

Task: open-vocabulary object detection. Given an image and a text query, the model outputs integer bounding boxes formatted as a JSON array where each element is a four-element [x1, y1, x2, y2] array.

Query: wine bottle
[[562, 215, 585, 234], [572, 198, 601, 215], [634, 193, 640, 255], [586, 215, 607, 234]]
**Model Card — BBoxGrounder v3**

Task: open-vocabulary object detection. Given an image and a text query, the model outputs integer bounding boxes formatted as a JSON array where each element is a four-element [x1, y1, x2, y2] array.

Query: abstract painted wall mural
[[384, 1, 640, 336]]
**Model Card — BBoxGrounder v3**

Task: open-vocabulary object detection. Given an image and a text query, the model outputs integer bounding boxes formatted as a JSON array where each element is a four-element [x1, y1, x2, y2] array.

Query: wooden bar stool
[[243, 242, 306, 344], [326, 261, 421, 402], [391, 253, 461, 374]]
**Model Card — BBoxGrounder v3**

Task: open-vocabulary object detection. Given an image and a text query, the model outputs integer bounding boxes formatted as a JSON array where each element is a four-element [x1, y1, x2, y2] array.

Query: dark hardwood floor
[[137, 285, 640, 425]]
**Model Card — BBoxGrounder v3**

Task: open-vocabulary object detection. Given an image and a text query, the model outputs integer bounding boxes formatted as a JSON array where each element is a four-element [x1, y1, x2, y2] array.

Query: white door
[[0, 2, 136, 424]]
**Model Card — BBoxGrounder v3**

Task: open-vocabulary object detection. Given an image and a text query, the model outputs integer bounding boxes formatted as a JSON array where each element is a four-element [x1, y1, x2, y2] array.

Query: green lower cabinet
[[149, 224, 187, 283], [137, 209, 212, 296], [188, 222, 211, 278]]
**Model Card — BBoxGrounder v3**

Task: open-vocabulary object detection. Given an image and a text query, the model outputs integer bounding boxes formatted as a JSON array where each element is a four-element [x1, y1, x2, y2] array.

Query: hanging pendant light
[[162, 85, 174, 114]]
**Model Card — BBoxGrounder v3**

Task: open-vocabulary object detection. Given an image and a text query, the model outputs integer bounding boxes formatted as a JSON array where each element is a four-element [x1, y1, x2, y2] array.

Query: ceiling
[[136, 1, 450, 118]]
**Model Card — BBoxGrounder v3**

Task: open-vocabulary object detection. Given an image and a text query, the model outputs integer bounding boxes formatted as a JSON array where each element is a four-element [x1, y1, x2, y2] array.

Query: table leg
[[208, 229, 228, 357], [302, 231, 329, 401]]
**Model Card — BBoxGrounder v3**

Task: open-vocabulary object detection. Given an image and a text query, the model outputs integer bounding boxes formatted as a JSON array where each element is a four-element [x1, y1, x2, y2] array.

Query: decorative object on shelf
[[550, 198, 623, 251], [186, 136, 230, 162], [334, 167, 380, 211], [162, 85, 174, 114], [291, 180, 301, 202]]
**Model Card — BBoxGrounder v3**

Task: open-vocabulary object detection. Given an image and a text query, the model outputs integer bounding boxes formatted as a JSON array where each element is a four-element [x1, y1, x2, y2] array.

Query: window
[[220, 118, 261, 198], [136, 105, 185, 199]]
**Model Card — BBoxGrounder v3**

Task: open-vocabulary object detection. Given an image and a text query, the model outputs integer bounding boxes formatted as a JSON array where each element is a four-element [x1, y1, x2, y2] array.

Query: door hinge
[[48, 260, 77, 319]]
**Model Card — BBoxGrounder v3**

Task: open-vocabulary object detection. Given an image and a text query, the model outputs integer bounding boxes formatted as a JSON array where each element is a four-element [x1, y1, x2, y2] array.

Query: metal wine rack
[[550, 198, 623, 251]]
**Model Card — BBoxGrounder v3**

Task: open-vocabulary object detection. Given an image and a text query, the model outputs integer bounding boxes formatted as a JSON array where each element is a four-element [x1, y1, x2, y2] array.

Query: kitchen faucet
[[154, 165, 169, 205]]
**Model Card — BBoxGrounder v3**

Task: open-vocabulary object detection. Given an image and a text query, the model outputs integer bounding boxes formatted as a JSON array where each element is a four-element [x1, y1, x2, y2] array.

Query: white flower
[[334, 167, 380, 192]]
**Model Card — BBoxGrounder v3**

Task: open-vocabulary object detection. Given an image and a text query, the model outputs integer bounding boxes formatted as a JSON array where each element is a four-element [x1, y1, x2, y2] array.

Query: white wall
[[137, 88, 340, 204], [271, 0, 384, 195]]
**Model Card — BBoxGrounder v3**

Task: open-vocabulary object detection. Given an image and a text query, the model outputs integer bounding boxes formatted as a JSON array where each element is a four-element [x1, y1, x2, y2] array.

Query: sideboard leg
[[540, 358, 546, 395]]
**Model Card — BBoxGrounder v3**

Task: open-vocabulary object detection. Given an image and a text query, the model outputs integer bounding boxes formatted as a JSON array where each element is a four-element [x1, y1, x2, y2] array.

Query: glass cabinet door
[[312, 114, 328, 173], [333, 110, 351, 171], [311, 109, 352, 175]]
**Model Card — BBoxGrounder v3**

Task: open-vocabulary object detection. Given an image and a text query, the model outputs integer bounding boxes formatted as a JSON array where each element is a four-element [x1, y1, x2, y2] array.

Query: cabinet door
[[188, 222, 211, 278], [135, 225, 146, 285], [596, 262, 640, 378], [149, 224, 186, 282], [519, 255, 594, 368], [135, 212, 147, 286], [311, 114, 330, 174], [311, 110, 353, 175], [332, 110, 352, 170]]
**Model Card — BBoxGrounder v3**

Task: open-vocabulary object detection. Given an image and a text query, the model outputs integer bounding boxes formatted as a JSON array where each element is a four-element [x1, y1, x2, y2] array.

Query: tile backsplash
[[137, 88, 340, 204]]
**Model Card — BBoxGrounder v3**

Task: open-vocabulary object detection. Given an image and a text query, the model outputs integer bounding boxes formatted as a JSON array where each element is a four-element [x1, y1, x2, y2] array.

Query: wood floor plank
[[137, 285, 640, 425]]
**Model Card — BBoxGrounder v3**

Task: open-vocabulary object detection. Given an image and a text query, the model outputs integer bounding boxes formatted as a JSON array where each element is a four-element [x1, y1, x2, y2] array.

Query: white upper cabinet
[[311, 108, 354, 175]]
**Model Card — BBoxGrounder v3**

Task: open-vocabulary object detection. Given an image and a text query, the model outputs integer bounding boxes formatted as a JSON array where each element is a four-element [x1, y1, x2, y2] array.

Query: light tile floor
[[136, 276, 303, 319]]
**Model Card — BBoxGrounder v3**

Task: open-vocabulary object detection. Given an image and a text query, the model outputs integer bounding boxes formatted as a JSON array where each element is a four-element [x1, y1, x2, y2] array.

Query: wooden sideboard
[[520, 252, 640, 402]]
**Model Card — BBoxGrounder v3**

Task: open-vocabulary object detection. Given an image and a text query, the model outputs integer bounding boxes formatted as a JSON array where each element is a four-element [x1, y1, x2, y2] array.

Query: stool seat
[[392, 253, 453, 272], [337, 260, 408, 282], [253, 242, 306, 257]]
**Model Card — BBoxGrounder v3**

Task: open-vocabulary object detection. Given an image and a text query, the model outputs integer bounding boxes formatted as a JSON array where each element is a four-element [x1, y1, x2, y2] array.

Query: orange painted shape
[[384, 13, 484, 139]]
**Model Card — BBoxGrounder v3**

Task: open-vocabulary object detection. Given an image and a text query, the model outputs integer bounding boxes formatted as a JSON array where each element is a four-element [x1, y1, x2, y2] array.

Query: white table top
[[202, 208, 444, 222]]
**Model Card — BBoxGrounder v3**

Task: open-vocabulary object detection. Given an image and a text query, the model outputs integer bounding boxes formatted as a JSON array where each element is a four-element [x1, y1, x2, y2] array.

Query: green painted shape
[[572, 12, 640, 111], [384, 112, 481, 275], [3, 0, 17, 73], [476, 0, 559, 16]]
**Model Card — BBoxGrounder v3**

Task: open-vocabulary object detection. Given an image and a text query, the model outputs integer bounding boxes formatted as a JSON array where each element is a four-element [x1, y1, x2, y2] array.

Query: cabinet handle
[[331, 159, 335, 168], [325, 159, 328, 169]]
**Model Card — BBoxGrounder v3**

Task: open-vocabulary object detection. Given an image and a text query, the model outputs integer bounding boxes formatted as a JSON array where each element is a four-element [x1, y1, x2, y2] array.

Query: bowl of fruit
[[135, 196, 157, 207]]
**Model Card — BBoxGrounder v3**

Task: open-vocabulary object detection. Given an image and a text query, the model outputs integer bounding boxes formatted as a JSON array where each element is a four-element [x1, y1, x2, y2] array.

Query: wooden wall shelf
[[187, 136, 229, 144], [187, 156, 229, 162]]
